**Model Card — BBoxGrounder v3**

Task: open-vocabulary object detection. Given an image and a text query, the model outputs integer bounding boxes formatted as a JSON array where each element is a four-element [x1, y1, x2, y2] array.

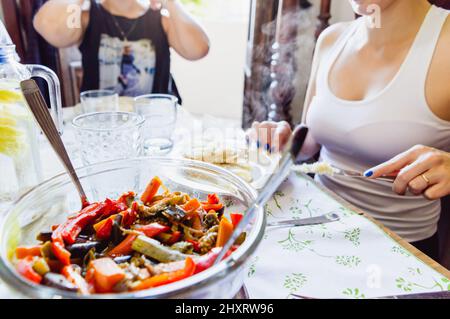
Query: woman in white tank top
[[248, 0, 450, 260]]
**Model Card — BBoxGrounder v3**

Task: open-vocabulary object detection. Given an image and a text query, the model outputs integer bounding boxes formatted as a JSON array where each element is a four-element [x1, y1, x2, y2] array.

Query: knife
[[267, 213, 340, 228]]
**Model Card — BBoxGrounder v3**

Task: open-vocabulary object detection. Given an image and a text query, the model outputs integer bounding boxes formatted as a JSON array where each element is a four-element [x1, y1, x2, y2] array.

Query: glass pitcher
[[0, 44, 62, 204]]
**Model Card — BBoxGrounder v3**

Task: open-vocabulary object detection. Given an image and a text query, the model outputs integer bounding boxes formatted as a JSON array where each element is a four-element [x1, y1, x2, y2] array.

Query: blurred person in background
[[34, 0, 210, 99]]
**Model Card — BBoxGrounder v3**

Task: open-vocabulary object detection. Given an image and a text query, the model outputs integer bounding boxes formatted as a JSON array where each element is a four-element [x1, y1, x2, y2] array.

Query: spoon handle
[[20, 79, 88, 207], [213, 126, 310, 266]]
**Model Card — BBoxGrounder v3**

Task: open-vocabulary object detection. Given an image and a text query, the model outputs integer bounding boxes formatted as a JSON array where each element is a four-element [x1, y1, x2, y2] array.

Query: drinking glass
[[134, 94, 178, 155], [80, 90, 119, 114], [72, 112, 144, 166]]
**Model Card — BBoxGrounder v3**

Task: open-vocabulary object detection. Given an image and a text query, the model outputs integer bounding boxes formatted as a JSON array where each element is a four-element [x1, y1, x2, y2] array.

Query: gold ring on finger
[[421, 174, 430, 185]]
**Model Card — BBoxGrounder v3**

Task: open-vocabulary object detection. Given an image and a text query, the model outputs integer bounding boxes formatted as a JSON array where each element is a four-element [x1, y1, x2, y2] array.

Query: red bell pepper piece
[[140, 177, 162, 204], [230, 213, 243, 228], [16, 256, 42, 284], [50, 199, 121, 265], [117, 191, 136, 208], [107, 234, 137, 257], [166, 231, 182, 245], [51, 225, 71, 266], [60, 199, 118, 245], [135, 223, 170, 238], [207, 193, 220, 204], [15, 245, 42, 259], [186, 239, 200, 253], [121, 202, 138, 228], [194, 246, 237, 274], [62, 265, 92, 295], [95, 217, 114, 240], [132, 257, 196, 291]]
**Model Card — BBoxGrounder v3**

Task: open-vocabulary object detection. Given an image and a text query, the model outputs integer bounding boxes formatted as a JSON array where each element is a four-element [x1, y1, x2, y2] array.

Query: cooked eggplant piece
[[66, 241, 105, 258], [111, 214, 124, 245], [132, 235, 189, 262], [82, 248, 96, 269], [216, 206, 225, 218], [79, 224, 95, 237], [36, 231, 52, 242], [204, 211, 219, 229], [40, 241, 56, 260], [113, 255, 132, 264], [198, 231, 218, 254], [42, 273, 78, 292], [161, 206, 186, 223], [170, 241, 194, 254]]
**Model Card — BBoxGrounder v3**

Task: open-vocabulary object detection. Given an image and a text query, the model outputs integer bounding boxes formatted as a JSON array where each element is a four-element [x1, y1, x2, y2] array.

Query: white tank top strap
[[317, 18, 362, 90], [396, 5, 449, 90]]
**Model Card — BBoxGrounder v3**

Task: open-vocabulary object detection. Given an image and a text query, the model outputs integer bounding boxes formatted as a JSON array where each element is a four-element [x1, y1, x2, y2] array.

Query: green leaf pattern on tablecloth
[[391, 245, 412, 257], [278, 229, 313, 252], [335, 255, 361, 268], [342, 288, 365, 299], [248, 256, 259, 278], [284, 273, 307, 293], [244, 173, 450, 299], [344, 228, 361, 246]]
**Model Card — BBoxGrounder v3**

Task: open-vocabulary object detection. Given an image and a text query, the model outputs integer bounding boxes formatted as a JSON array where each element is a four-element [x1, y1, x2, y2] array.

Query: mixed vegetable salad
[[12, 177, 245, 294]]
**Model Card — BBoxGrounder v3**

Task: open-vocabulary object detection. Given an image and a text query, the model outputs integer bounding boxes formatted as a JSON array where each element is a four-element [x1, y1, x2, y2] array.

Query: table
[[0, 107, 449, 299]]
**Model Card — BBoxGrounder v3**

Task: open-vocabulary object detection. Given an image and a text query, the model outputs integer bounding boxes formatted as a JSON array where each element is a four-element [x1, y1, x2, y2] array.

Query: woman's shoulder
[[314, 21, 354, 58], [317, 21, 356, 49]]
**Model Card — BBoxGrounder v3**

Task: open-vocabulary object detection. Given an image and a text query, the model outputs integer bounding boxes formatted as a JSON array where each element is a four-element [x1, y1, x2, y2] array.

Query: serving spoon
[[213, 126, 311, 265], [20, 79, 89, 208]]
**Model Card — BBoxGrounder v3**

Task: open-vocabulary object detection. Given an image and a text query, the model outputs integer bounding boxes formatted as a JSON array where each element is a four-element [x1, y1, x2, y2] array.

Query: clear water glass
[[72, 112, 145, 166], [134, 94, 178, 155], [80, 90, 119, 114]]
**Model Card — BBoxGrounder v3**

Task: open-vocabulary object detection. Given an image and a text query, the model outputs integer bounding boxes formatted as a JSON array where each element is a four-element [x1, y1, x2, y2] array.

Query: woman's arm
[[33, 0, 90, 48], [159, 0, 210, 60]]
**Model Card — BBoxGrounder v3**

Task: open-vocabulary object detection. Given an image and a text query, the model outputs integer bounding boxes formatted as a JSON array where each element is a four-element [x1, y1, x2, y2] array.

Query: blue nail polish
[[256, 140, 261, 149], [364, 170, 373, 177], [265, 143, 270, 151]]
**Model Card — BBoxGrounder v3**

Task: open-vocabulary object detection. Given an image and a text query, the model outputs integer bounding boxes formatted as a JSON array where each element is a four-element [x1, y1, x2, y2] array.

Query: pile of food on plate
[[183, 139, 272, 183], [12, 177, 245, 294]]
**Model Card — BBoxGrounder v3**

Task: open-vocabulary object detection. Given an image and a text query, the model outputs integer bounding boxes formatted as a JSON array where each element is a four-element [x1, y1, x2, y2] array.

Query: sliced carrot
[[191, 213, 203, 231], [216, 217, 234, 247], [182, 198, 201, 213], [88, 258, 125, 293], [107, 234, 137, 257], [140, 177, 163, 204], [15, 245, 42, 259]]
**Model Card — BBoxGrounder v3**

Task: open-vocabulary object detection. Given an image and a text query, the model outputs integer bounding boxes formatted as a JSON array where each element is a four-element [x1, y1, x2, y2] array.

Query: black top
[[79, 1, 180, 101]]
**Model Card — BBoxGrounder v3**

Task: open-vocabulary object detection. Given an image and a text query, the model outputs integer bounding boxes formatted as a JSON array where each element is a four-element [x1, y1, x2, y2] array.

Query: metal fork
[[332, 167, 396, 183]]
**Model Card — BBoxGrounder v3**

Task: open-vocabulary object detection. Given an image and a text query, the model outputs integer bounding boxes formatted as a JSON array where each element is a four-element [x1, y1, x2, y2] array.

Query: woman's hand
[[246, 121, 292, 153], [365, 145, 450, 200]]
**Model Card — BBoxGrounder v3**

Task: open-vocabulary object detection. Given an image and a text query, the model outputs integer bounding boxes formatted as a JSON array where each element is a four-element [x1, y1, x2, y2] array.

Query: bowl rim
[[0, 156, 265, 299]]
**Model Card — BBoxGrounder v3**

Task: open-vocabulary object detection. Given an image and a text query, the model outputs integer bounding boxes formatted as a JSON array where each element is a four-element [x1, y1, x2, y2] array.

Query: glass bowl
[[0, 157, 265, 298]]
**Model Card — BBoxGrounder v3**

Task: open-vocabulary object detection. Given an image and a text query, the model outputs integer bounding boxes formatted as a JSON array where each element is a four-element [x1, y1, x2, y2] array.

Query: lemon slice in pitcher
[[0, 89, 23, 104], [0, 109, 24, 157]]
